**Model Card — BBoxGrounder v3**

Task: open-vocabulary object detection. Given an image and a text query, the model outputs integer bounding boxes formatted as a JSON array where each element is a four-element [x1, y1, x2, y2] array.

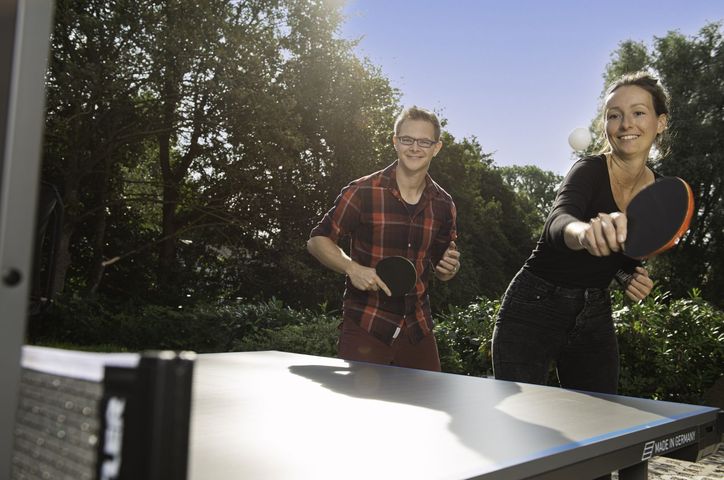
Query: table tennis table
[[187, 351, 722, 480]]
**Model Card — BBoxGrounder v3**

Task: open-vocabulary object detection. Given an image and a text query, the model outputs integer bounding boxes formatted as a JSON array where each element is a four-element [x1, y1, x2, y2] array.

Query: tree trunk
[[86, 147, 115, 294], [87, 195, 109, 293], [157, 130, 179, 288], [51, 223, 75, 297], [49, 162, 82, 297]]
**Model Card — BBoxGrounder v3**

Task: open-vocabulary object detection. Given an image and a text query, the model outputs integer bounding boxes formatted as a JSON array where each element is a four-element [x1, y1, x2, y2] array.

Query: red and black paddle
[[624, 176, 694, 259]]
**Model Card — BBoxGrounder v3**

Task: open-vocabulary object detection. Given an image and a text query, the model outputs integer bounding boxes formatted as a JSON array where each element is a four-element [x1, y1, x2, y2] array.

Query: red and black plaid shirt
[[310, 161, 457, 345]]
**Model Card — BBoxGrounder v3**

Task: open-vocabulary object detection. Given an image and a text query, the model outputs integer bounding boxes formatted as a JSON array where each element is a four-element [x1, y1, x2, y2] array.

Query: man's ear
[[433, 141, 443, 157]]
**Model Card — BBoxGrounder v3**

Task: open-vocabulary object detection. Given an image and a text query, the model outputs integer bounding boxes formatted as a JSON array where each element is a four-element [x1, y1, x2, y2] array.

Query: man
[[307, 106, 460, 371]]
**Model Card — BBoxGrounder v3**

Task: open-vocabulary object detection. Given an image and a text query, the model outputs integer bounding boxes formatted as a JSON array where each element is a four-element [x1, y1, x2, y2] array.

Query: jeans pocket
[[506, 280, 551, 307]]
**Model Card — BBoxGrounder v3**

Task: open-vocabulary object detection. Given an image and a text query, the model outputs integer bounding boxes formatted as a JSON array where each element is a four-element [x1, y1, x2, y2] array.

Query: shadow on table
[[289, 362, 576, 463]]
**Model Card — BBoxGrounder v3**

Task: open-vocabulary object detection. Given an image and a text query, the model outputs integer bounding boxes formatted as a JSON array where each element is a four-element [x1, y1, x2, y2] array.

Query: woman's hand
[[625, 266, 653, 301], [578, 212, 627, 256]]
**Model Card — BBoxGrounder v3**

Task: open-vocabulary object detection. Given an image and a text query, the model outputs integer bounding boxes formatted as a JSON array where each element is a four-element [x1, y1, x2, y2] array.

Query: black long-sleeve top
[[524, 155, 640, 288]]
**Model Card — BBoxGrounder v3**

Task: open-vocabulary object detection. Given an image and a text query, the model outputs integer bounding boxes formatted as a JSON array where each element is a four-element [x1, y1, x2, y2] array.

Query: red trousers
[[336, 317, 441, 372]]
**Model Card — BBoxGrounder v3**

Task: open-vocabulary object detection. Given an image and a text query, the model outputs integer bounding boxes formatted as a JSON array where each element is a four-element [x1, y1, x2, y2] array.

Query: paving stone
[[612, 445, 723, 479]]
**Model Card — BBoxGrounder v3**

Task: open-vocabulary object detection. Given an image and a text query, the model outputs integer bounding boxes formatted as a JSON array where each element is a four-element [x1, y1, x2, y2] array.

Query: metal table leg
[[618, 460, 648, 480]]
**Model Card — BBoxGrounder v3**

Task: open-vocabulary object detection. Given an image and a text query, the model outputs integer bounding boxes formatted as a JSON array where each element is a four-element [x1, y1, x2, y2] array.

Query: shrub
[[614, 288, 724, 404], [434, 297, 499, 377], [28, 295, 326, 353], [232, 315, 339, 357], [30, 288, 722, 405], [434, 288, 723, 405]]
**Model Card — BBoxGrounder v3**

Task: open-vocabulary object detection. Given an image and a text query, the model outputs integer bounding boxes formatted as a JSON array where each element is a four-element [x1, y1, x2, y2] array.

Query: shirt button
[[408, 243, 411, 248]]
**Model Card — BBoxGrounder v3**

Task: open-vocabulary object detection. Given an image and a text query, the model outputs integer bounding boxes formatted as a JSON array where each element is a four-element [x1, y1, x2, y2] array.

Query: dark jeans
[[492, 268, 619, 394]]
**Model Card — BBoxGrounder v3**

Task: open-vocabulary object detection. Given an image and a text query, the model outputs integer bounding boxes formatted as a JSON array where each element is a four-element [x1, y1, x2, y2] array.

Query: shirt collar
[[381, 161, 442, 198]]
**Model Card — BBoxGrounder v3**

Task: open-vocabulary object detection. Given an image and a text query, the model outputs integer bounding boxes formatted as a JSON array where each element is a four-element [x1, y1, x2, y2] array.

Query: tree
[[131, 0, 290, 291], [239, 0, 401, 307], [40, 0, 559, 315], [428, 134, 539, 309], [498, 165, 562, 237], [42, 0, 400, 305], [42, 0, 151, 297], [584, 40, 652, 156], [596, 23, 724, 306], [652, 23, 724, 305]]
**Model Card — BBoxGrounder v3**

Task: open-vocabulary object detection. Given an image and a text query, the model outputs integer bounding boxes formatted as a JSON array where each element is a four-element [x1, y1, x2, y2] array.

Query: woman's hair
[[598, 71, 671, 153], [394, 106, 442, 141], [606, 71, 670, 117]]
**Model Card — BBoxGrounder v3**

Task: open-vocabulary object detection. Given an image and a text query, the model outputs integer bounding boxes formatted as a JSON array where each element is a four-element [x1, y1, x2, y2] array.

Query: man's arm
[[307, 236, 391, 295], [307, 235, 354, 275]]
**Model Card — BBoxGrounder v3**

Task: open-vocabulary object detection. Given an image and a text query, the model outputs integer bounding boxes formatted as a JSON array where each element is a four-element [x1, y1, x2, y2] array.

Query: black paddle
[[375, 256, 417, 296], [624, 176, 694, 260]]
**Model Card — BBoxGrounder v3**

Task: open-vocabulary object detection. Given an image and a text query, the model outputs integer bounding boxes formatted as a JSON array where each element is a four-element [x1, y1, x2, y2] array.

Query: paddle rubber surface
[[624, 177, 694, 259], [375, 256, 417, 296]]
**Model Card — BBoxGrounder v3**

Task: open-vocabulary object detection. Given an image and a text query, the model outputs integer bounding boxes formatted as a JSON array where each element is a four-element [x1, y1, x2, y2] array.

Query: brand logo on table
[[641, 430, 697, 461], [100, 397, 126, 480], [641, 441, 655, 460]]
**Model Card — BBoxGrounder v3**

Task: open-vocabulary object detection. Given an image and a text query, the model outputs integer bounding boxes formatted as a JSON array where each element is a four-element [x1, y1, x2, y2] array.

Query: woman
[[491, 71, 668, 395]]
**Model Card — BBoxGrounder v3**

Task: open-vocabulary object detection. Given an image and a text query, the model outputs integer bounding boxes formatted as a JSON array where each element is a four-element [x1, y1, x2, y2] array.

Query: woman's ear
[[657, 114, 668, 134]]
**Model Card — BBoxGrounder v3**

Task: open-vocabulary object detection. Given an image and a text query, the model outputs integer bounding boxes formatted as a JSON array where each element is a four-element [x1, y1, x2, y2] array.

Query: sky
[[339, 0, 723, 174]]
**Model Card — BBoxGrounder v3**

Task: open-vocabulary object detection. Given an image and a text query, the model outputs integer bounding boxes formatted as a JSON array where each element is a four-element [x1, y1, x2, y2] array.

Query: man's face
[[393, 119, 442, 175]]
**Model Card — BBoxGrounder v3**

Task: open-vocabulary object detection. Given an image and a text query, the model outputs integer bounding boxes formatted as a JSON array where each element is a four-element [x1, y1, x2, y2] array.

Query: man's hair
[[394, 106, 442, 141]]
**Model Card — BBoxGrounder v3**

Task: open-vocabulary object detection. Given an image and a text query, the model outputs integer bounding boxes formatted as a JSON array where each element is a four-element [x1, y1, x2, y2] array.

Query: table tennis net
[[12, 346, 194, 480], [13, 367, 102, 480]]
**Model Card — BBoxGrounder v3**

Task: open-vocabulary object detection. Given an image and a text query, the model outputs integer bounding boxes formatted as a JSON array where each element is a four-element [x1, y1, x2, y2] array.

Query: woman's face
[[604, 85, 667, 160]]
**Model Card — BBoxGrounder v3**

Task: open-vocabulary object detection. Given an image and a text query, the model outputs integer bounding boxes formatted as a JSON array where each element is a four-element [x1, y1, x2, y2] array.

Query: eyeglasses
[[396, 136, 438, 149]]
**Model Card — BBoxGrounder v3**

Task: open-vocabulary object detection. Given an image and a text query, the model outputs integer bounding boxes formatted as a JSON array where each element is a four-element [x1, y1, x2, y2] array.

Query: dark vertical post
[[0, 0, 54, 474], [618, 460, 648, 480]]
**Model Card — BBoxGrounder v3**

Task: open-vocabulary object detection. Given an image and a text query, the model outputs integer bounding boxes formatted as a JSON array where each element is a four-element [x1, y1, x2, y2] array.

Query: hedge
[[29, 288, 723, 405]]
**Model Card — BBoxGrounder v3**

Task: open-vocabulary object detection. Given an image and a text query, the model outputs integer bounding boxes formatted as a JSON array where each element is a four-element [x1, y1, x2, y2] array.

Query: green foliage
[[232, 316, 339, 358], [434, 297, 500, 377], [36, 7, 722, 407], [499, 165, 563, 237], [651, 23, 724, 307], [428, 136, 543, 310], [603, 40, 651, 87], [29, 295, 333, 353], [597, 22, 724, 308], [31, 287, 722, 405], [41, 0, 401, 307], [613, 288, 724, 404], [40, 0, 566, 320], [584, 40, 652, 155], [433, 288, 723, 405]]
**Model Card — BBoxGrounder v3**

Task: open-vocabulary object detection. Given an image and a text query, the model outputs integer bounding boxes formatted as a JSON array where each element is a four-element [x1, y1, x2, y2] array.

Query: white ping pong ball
[[568, 127, 592, 151]]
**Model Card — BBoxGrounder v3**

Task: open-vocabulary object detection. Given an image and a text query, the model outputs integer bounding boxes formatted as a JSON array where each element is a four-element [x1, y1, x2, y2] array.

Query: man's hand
[[435, 241, 460, 280], [346, 262, 392, 296]]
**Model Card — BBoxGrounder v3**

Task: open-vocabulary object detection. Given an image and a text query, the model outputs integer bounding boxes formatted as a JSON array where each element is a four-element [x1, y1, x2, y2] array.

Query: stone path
[[612, 445, 723, 479]]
